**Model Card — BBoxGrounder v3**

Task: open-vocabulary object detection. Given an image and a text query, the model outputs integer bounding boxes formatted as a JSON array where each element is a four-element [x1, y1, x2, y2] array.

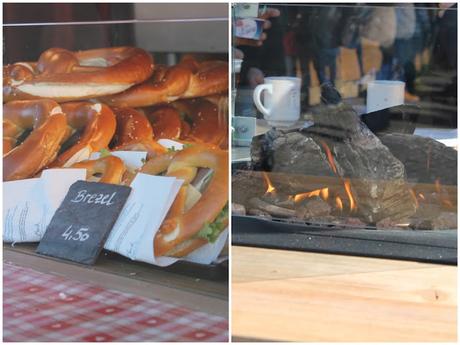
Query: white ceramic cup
[[367, 80, 405, 113], [253, 77, 301, 127]]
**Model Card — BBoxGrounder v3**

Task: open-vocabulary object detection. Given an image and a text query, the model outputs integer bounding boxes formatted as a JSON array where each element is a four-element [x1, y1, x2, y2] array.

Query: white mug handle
[[253, 84, 273, 118]]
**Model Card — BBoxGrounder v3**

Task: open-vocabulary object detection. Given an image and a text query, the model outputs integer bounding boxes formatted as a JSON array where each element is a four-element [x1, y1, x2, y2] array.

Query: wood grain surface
[[232, 246, 457, 342]]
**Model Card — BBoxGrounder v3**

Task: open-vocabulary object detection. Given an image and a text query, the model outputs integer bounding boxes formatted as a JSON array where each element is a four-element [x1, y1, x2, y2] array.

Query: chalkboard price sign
[[37, 180, 131, 265]]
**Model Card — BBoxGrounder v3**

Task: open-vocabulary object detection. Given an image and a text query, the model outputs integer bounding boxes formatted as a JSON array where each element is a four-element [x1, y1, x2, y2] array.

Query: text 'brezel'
[[70, 190, 117, 206]]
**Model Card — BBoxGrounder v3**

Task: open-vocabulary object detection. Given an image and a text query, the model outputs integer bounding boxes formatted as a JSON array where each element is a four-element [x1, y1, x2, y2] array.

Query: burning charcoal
[[253, 130, 338, 194], [250, 134, 268, 170], [232, 203, 246, 216], [410, 212, 457, 230], [376, 218, 412, 230], [251, 128, 335, 184], [432, 212, 458, 230], [413, 202, 443, 220], [310, 105, 363, 135], [250, 128, 291, 171], [379, 133, 457, 187], [341, 217, 370, 228], [261, 192, 295, 209], [248, 197, 296, 218], [247, 208, 272, 220], [304, 103, 417, 224], [232, 170, 266, 206], [271, 131, 335, 180], [250, 101, 417, 224], [295, 196, 331, 220], [305, 216, 338, 225]]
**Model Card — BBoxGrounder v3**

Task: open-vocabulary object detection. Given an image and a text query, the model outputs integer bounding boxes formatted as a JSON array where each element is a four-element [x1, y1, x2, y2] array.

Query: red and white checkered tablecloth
[[3, 263, 228, 342]]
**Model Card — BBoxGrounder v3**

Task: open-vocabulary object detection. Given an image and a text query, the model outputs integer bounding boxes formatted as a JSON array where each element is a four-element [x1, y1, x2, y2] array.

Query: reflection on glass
[[232, 3, 457, 233]]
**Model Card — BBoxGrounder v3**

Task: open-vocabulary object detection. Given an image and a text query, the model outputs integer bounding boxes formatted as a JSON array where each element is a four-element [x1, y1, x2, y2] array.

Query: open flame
[[335, 196, 343, 211], [262, 171, 276, 195], [343, 179, 356, 212], [410, 180, 455, 211], [254, 143, 454, 225], [320, 140, 337, 174], [409, 188, 419, 209], [435, 178, 454, 209], [294, 188, 329, 203], [320, 141, 357, 212]]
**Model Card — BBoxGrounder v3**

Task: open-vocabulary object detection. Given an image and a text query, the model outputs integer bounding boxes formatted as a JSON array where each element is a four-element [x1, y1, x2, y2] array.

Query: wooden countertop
[[232, 246, 457, 342], [4, 244, 228, 318]]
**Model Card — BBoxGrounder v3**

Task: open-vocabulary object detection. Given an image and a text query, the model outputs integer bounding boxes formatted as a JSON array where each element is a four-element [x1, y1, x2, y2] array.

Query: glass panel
[[3, 4, 229, 271], [4, 21, 227, 64], [232, 3, 457, 232]]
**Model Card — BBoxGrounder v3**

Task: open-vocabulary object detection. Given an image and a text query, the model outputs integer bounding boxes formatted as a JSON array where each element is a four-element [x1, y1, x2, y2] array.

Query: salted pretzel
[[152, 145, 228, 257], [146, 97, 227, 148], [204, 95, 228, 149], [49, 102, 116, 168], [173, 97, 228, 147], [4, 47, 154, 102], [69, 155, 126, 184], [102, 56, 228, 108], [110, 107, 166, 158], [146, 106, 183, 140], [3, 99, 68, 181]]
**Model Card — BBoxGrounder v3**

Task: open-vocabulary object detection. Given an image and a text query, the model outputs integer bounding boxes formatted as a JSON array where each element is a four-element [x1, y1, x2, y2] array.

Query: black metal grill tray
[[232, 215, 457, 265]]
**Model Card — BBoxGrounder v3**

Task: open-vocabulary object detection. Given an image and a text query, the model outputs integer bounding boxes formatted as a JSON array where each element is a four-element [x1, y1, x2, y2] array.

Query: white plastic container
[[367, 80, 405, 113]]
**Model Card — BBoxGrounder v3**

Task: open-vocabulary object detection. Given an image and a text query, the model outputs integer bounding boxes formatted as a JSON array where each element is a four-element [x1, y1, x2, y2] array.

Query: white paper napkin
[[157, 139, 184, 151], [3, 169, 86, 243], [103, 173, 183, 267]]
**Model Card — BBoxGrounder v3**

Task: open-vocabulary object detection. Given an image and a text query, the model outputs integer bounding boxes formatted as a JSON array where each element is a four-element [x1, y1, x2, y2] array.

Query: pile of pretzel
[[3, 46, 229, 257]]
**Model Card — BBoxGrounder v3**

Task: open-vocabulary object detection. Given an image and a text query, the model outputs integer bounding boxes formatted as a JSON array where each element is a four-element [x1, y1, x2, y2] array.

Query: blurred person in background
[[234, 6, 281, 117], [393, 3, 420, 101], [294, 6, 343, 87], [360, 6, 397, 81], [236, 6, 283, 88], [433, 3, 457, 71]]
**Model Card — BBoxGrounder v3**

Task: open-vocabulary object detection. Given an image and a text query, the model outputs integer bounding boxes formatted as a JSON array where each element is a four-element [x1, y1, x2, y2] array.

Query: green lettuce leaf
[[195, 205, 228, 243], [99, 148, 112, 158]]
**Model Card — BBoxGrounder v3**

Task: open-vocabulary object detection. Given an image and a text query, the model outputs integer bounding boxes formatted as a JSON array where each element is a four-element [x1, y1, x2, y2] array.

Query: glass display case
[[231, 3, 457, 263], [3, 3, 229, 327]]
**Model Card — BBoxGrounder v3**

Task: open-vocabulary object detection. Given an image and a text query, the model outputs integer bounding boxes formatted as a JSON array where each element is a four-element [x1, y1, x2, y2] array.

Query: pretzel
[[3, 99, 68, 181], [139, 151, 177, 176], [4, 47, 154, 102], [49, 102, 116, 168], [102, 57, 228, 108], [110, 107, 166, 158], [146, 97, 227, 148], [153, 145, 228, 257], [140, 149, 198, 184], [147, 106, 183, 140], [173, 97, 228, 147], [69, 155, 126, 184], [204, 95, 229, 149]]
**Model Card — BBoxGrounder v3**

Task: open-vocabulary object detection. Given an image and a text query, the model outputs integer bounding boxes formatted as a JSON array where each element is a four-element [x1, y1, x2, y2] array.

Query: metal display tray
[[232, 215, 457, 265], [4, 243, 228, 281]]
